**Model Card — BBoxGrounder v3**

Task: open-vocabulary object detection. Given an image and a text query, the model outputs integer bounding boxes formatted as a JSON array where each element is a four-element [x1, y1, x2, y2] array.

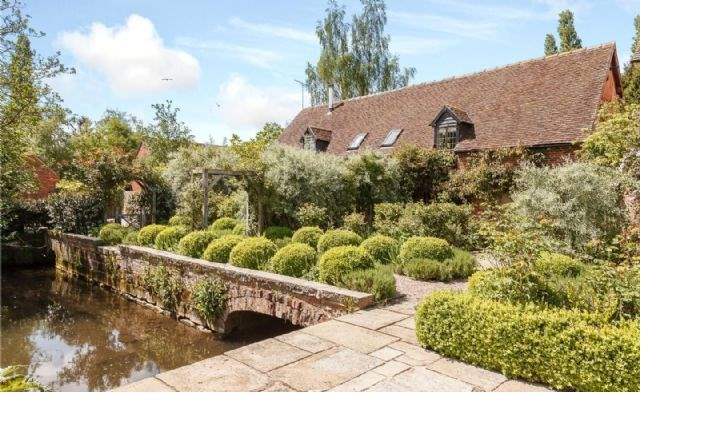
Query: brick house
[[23, 154, 59, 200], [279, 43, 621, 165]]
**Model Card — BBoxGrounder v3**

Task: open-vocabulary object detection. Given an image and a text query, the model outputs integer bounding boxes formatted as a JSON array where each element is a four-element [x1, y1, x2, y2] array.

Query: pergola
[[191, 168, 250, 229]]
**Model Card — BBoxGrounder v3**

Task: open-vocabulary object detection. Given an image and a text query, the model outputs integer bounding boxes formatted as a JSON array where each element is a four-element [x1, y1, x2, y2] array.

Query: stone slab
[[262, 381, 295, 392], [396, 316, 415, 330], [366, 367, 474, 392], [369, 346, 403, 361], [111, 377, 175, 392], [275, 331, 335, 353], [225, 338, 311, 372], [336, 308, 408, 330], [379, 324, 419, 345], [156, 355, 269, 391], [427, 358, 507, 391], [390, 341, 440, 366], [301, 320, 398, 354], [329, 371, 385, 392], [269, 347, 383, 391], [372, 360, 410, 377], [495, 380, 552, 392]]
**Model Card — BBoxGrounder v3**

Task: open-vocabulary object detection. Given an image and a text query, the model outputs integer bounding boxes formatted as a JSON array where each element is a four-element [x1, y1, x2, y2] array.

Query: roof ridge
[[301, 42, 616, 109]]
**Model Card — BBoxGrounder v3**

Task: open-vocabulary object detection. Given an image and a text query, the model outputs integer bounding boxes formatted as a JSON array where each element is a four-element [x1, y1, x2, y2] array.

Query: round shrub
[[401, 258, 444, 281], [263, 226, 293, 240], [99, 223, 127, 245], [317, 229, 362, 253], [122, 230, 139, 245], [269, 243, 317, 278], [232, 222, 246, 236], [168, 215, 193, 228], [201, 235, 245, 263], [229, 237, 277, 270], [177, 231, 218, 258], [318, 246, 374, 284], [154, 226, 190, 252], [443, 248, 477, 280], [192, 277, 228, 323], [398, 236, 453, 264], [137, 224, 168, 247], [292, 226, 324, 248], [360, 234, 399, 264], [339, 265, 397, 304], [210, 217, 238, 232], [534, 251, 583, 278]]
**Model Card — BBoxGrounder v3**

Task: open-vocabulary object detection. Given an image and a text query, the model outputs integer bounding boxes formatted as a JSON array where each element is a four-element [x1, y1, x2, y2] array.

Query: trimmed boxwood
[[210, 217, 238, 232], [416, 291, 640, 392], [202, 235, 245, 263], [360, 234, 399, 264], [400, 248, 476, 281], [154, 226, 190, 252], [168, 215, 193, 228], [229, 237, 277, 270], [534, 251, 583, 277], [317, 229, 362, 253], [292, 226, 324, 248], [137, 224, 168, 247], [176, 231, 218, 258], [263, 226, 293, 240], [398, 236, 453, 264], [318, 246, 374, 284], [122, 230, 139, 245], [269, 243, 317, 278], [99, 223, 128, 245]]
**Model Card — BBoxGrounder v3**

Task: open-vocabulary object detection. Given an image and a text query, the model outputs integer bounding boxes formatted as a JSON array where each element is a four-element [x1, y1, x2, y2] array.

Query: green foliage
[[124, 174, 176, 226], [338, 265, 396, 304], [341, 212, 368, 236], [399, 258, 444, 281], [136, 224, 168, 247], [580, 101, 640, 174], [232, 222, 246, 236], [274, 237, 292, 249], [400, 248, 476, 281], [544, 33, 558, 55], [534, 251, 583, 277], [392, 144, 456, 203], [210, 217, 239, 232], [317, 228, 363, 253], [168, 215, 193, 227], [318, 245, 374, 284], [292, 226, 324, 248], [415, 291, 640, 391], [296, 203, 329, 228], [0, 366, 44, 392], [557, 9, 582, 52], [143, 99, 193, 166], [46, 190, 105, 234], [98, 223, 129, 245], [398, 236, 453, 264], [621, 15, 640, 104], [345, 150, 403, 219], [263, 225, 293, 240], [269, 242, 317, 278], [176, 230, 218, 258], [154, 225, 190, 252], [228, 236, 277, 270], [360, 234, 398, 264], [192, 277, 228, 322], [122, 230, 138, 245], [201, 235, 245, 263], [142, 265, 183, 312]]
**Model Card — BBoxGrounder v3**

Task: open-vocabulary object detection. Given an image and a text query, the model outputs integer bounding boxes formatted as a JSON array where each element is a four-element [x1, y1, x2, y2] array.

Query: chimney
[[328, 86, 334, 112]]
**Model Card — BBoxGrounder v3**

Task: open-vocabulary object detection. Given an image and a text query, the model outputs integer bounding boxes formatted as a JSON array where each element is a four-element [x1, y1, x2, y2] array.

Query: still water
[[1, 268, 297, 391]]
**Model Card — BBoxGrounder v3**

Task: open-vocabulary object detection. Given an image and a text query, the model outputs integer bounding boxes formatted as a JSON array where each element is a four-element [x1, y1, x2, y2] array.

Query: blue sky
[[26, 0, 639, 143]]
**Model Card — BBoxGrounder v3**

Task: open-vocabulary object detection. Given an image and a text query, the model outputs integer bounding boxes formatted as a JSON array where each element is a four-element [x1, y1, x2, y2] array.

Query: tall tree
[[544, 33, 558, 55], [557, 9, 582, 52], [144, 100, 193, 166], [622, 15, 640, 104]]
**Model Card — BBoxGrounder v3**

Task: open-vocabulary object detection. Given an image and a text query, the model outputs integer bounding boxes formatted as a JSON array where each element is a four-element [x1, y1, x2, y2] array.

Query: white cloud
[[389, 11, 498, 39], [216, 75, 299, 135], [228, 17, 316, 44], [58, 15, 199, 94], [176, 37, 281, 69]]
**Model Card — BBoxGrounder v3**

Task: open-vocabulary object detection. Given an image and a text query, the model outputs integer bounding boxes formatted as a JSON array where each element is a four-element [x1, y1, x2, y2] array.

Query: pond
[[1, 268, 298, 391]]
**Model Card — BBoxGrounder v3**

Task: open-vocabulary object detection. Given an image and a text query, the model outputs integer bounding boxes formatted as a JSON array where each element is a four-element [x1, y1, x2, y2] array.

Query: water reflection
[[1, 268, 297, 391]]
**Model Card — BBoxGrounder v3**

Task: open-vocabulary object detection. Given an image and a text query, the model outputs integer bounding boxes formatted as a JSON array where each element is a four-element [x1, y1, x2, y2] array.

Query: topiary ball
[[122, 230, 139, 245], [137, 224, 169, 247], [360, 234, 399, 264], [291, 226, 324, 248], [398, 236, 453, 264], [232, 222, 246, 236], [263, 226, 293, 240], [317, 229, 362, 253], [269, 243, 317, 278], [210, 217, 238, 232], [228, 237, 277, 270], [155, 226, 191, 252], [202, 235, 245, 263], [168, 215, 194, 228], [176, 231, 218, 258], [99, 223, 128, 245], [318, 246, 374, 285]]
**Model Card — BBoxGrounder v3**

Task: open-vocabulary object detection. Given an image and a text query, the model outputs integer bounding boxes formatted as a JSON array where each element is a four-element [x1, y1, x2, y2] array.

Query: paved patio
[[113, 274, 551, 392]]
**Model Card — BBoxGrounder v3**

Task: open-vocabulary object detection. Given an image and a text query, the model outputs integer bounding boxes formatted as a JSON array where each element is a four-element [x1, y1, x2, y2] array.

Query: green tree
[[544, 33, 558, 56], [580, 101, 639, 177], [557, 9, 582, 52], [622, 15, 640, 104], [392, 144, 456, 203], [144, 100, 193, 166]]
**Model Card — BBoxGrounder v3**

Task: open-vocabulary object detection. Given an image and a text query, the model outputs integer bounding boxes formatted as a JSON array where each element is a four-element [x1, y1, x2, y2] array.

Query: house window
[[347, 132, 367, 150], [381, 129, 402, 147], [436, 120, 458, 149]]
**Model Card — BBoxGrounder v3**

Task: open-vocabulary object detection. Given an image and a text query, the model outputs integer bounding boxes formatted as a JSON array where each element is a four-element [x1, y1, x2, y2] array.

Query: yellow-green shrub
[[317, 229, 362, 253], [416, 291, 640, 392], [202, 235, 244, 263], [398, 236, 453, 264], [263, 226, 293, 240], [232, 222, 246, 236], [177, 231, 218, 258], [228, 237, 277, 270], [122, 230, 139, 245], [210, 217, 238, 232], [168, 215, 193, 228], [292, 226, 324, 248], [534, 251, 583, 277], [318, 246, 374, 284], [137, 224, 168, 247], [338, 265, 396, 303], [269, 243, 317, 278], [360, 234, 399, 264], [154, 226, 190, 251], [98, 223, 128, 245]]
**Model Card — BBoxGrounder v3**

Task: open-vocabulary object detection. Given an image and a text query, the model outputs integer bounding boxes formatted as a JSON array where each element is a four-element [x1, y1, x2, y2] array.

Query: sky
[[26, 0, 640, 143]]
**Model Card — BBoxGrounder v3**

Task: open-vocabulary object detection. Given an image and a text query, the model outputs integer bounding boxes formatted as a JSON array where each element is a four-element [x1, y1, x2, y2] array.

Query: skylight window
[[381, 129, 402, 147], [347, 132, 367, 150]]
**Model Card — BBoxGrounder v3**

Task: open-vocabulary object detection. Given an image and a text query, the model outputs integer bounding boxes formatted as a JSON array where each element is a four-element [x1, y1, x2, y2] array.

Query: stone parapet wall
[[49, 232, 373, 335]]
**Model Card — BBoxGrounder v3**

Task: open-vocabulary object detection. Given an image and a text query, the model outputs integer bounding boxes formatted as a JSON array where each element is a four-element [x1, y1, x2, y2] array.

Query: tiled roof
[[279, 43, 620, 154], [309, 127, 332, 141]]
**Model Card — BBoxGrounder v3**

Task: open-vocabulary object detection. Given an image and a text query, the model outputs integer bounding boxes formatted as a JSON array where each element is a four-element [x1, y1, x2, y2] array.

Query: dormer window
[[302, 127, 331, 152], [436, 120, 458, 150], [429, 105, 472, 150]]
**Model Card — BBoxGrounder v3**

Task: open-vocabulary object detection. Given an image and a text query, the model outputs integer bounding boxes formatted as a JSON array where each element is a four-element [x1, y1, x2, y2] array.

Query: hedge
[[318, 246, 374, 284], [137, 224, 168, 247], [269, 243, 317, 278], [263, 226, 293, 240], [122, 231, 139, 245], [154, 226, 190, 252], [317, 229, 362, 253], [292, 226, 324, 248], [201, 235, 245, 263], [360, 234, 399, 264], [229, 237, 277, 270], [176, 231, 218, 258], [398, 236, 453, 264], [168, 215, 193, 228], [98, 223, 128, 245], [399, 249, 475, 281], [338, 265, 396, 303], [416, 291, 640, 392], [210, 217, 238, 232]]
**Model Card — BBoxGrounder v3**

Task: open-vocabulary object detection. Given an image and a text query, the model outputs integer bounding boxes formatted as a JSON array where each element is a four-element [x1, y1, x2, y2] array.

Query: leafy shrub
[[360, 234, 399, 264], [122, 231, 139, 245], [342, 212, 368, 237], [292, 226, 324, 248], [263, 226, 293, 240], [201, 235, 244, 263], [442, 248, 477, 279], [400, 248, 476, 281], [296, 203, 328, 228], [0, 366, 44, 392], [269, 243, 317, 278], [338, 265, 396, 304], [137, 224, 169, 247], [168, 215, 193, 228], [176, 231, 218, 258], [392, 144, 456, 202], [232, 222, 246, 236], [274, 237, 292, 249], [416, 291, 640, 391], [142, 265, 183, 312], [210, 217, 238, 232], [229, 237, 277, 270], [318, 246, 374, 284], [317, 229, 362, 253], [154, 226, 190, 252], [192, 278, 228, 322], [46, 190, 105, 235], [534, 251, 583, 277], [398, 236, 453, 264], [399, 258, 444, 281], [98, 223, 128, 245]]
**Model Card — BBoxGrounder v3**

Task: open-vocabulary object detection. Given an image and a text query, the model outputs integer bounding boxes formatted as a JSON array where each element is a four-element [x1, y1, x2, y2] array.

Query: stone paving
[[113, 274, 551, 392]]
